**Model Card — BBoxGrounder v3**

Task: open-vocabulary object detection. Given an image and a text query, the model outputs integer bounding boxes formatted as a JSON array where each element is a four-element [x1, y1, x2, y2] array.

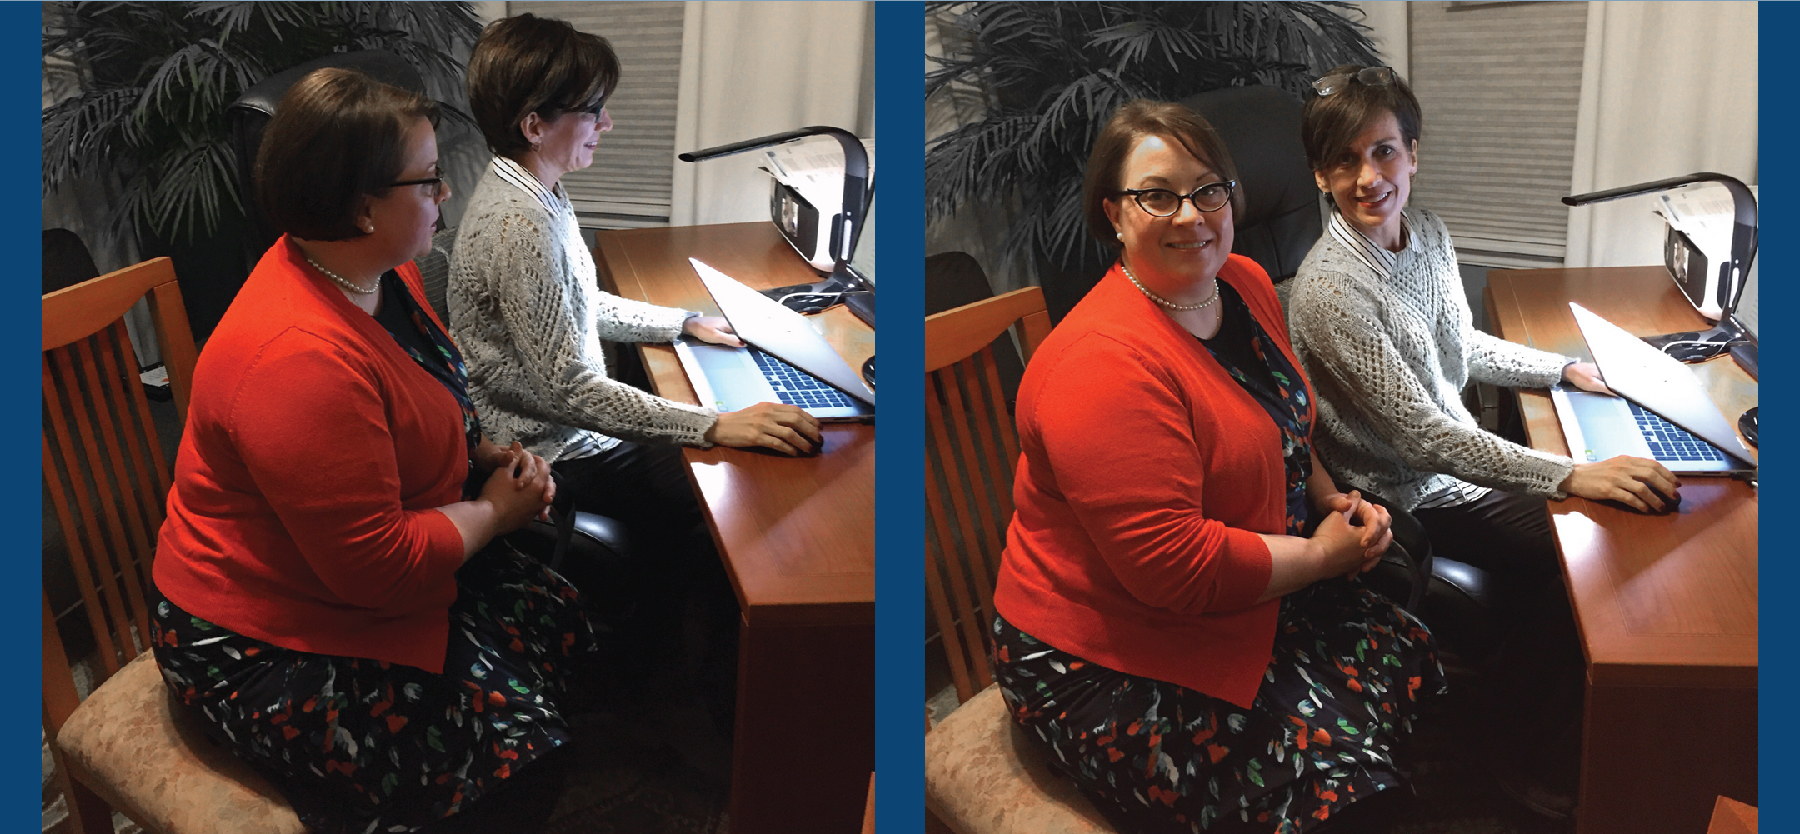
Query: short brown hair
[[255, 67, 438, 242], [1082, 100, 1243, 249], [467, 13, 620, 157], [1300, 64, 1423, 174]]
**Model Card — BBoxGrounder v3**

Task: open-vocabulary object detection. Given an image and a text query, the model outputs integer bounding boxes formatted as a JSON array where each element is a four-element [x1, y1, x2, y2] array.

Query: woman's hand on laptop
[[685, 315, 744, 347], [1559, 456, 1680, 512], [706, 403, 823, 455], [1561, 361, 1612, 394]]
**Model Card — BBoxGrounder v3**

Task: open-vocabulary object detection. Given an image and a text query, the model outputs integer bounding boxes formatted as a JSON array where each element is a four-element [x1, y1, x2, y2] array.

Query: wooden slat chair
[[922, 287, 1112, 834], [43, 258, 304, 834]]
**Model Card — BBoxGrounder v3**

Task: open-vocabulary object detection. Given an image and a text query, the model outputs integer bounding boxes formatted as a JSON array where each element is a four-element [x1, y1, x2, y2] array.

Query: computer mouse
[[1644, 484, 1682, 514], [861, 355, 876, 389], [1738, 406, 1757, 449]]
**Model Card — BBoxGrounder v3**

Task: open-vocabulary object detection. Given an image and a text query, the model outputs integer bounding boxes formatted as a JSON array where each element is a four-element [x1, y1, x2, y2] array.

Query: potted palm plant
[[926, 1, 1381, 304], [43, 1, 481, 335]]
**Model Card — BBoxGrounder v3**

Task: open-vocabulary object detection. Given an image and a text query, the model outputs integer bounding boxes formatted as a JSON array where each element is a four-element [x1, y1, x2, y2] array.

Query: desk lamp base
[[760, 264, 874, 326], [1641, 320, 1754, 376]]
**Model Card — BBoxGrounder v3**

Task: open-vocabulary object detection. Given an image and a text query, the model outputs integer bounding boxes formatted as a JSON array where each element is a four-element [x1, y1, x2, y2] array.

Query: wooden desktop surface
[[594, 222, 875, 625], [1486, 266, 1756, 834], [592, 221, 873, 834], [1485, 266, 1756, 687]]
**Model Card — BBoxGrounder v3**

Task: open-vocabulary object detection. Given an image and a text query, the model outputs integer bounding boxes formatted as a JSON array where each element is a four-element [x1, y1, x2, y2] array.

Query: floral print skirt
[[151, 546, 599, 834], [992, 580, 1445, 834]]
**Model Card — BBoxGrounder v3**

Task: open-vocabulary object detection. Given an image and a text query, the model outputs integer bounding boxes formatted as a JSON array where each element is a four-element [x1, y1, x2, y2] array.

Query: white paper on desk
[[1655, 184, 1737, 266], [759, 136, 874, 217]]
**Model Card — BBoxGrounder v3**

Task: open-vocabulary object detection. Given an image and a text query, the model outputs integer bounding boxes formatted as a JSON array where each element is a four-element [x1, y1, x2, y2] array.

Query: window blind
[[510, 1, 684, 230], [1407, 1, 1588, 269]]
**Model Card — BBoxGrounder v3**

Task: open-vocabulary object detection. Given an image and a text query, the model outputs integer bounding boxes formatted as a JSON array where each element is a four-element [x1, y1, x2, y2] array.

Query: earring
[[1116, 231, 1124, 241]]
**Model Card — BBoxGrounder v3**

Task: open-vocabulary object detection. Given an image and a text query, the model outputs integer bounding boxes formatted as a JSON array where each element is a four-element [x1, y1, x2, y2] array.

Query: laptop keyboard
[[751, 348, 857, 409], [1629, 401, 1727, 462]]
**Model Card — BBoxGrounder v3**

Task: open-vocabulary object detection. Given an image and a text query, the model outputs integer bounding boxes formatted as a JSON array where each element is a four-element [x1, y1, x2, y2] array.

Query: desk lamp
[[679, 127, 874, 327], [1563, 173, 1757, 374]]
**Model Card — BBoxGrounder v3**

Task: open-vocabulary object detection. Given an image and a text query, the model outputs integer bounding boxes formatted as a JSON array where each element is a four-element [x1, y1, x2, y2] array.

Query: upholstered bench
[[924, 685, 1113, 834], [55, 652, 305, 834]]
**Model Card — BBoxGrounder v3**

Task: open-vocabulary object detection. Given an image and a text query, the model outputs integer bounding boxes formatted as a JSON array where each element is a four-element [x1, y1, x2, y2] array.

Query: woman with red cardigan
[[991, 100, 1444, 833], [151, 68, 589, 834]]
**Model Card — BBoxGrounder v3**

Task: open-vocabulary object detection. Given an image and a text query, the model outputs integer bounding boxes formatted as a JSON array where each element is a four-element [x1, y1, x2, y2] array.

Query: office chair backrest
[[44, 228, 102, 295], [1179, 85, 1323, 283], [42, 257, 198, 735], [924, 286, 1052, 704], [227, 50, 426, 270], [927, 251, 1026, 409], [1039, 86, 1323, 324]]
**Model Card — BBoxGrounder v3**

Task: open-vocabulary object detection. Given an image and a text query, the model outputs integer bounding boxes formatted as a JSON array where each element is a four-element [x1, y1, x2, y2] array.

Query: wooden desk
[[594, 222, 874, 834], [1485, 266, 1756, 834]]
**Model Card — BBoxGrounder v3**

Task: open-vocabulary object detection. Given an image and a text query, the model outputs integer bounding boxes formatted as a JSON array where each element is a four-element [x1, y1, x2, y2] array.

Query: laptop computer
[[1550, 302, 1754, 474], [672, 258, 875, 422]]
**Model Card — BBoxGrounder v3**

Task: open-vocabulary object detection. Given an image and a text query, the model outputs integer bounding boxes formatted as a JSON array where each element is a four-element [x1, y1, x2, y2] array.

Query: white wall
[[1354, 1, 1409, 78], [670, 1, 875, 227]]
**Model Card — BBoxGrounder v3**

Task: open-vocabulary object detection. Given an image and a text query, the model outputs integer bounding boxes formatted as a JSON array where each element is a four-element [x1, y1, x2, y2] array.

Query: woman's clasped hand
[[475, 439, 556, 525]]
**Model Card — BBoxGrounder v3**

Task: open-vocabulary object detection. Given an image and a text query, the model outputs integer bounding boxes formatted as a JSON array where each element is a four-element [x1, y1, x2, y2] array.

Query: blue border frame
[[14, 1, 45, 826], [23, 1, 1783, 831], [873, 2, 925, 831], [1756, 2, 1787, 827]]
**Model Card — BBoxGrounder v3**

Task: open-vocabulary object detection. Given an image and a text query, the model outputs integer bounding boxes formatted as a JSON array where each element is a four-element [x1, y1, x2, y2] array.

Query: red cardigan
[[994, 256, 1316, 709], [154, 236, 469, 674]]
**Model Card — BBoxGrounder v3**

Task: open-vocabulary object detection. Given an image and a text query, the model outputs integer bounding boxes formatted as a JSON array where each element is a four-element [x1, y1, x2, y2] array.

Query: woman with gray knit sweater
[[1284, 67, 1677, 815], [448, 15, 819, 666], [1285, 66, 1677, 594]]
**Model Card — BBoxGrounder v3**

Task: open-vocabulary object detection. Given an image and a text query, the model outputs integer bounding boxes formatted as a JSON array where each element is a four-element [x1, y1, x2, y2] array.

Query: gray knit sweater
[[449, 157, 717, 461], [1286, 209, 1576, 511]]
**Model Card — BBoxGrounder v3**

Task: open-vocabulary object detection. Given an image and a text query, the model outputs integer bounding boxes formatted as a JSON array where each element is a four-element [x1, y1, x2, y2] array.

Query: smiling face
[[361, 116, 449, 266], [1101, 134, 1234, 291], [527, 105, 613, 185], [1315, 109, 1417, 251]]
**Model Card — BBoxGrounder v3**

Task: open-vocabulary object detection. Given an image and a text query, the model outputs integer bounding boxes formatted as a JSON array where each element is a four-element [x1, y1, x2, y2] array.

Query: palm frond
[[926, 0, 1379, 265], [44, 0, 481, 246]]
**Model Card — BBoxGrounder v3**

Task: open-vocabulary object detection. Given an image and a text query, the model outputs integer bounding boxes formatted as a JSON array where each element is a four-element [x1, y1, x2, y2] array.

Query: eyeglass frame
[[390, 166, 448, 199], [1114, 181, 1238, 217], [570, 90, 612, 118], [1313, 66, 1397, 97]]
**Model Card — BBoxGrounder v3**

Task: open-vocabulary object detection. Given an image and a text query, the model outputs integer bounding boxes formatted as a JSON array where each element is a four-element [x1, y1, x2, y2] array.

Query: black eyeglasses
[[1116, 181, 1236, 217], [574, 91, 611, 118], [1313, 66, 1397, 97], [391, 166, 447, 199]]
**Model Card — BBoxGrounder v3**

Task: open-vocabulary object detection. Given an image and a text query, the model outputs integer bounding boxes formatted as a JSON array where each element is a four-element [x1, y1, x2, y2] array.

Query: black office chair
[[1180, 85, 1324, 286], [227, 50, 428, 268], [44, 228, 102, 295], [926, 251, 1026, 408], [1039, 85, 1327, 323], [1353, 489, 1504, 662]]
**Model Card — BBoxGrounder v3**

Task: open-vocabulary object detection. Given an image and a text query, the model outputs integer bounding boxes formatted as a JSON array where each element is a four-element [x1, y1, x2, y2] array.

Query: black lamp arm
[[679, 126, 869, 265], [1564, 172, 1757, 313]]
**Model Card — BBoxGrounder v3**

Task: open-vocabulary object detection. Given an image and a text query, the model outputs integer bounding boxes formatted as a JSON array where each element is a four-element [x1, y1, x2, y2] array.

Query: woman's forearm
[[1304, 447, 1341, 513], [1255, 533, 1324, 603], [436, 498, 504, 562]]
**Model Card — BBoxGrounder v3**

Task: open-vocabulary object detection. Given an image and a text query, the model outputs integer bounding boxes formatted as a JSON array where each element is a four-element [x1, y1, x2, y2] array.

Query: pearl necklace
[[303, 253, 379, 295], [1121, 262, 1219, 312]]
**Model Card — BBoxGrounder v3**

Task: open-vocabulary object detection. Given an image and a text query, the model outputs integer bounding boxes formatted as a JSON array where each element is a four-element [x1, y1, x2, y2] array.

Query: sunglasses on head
[[1313, 66, 1397, 97]]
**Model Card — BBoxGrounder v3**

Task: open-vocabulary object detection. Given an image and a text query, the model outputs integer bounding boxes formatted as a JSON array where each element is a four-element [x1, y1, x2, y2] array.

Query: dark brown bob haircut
[[1082, 99, 1243, 250], [255, 67, 438, 242], [467, 13, 620, 157], [1300, 64, 1423, 175]]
